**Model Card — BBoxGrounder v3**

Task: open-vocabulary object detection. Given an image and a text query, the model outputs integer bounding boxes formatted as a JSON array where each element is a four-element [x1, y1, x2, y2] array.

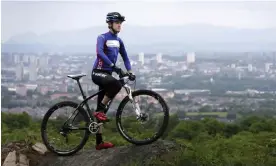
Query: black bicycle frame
[[74, 79, 116, 121], [67, 74, 130, 124]]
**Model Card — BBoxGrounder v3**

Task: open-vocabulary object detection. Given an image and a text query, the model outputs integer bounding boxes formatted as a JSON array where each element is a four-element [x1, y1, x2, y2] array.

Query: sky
[[1, 0, 276, 42]]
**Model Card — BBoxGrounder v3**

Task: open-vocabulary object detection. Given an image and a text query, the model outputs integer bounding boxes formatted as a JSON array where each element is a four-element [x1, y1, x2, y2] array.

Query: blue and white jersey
[[93, 31, 131, 71]]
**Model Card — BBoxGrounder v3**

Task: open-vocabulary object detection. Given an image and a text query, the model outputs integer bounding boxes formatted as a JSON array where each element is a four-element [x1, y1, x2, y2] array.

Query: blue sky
[[2, 1, 276, 41]]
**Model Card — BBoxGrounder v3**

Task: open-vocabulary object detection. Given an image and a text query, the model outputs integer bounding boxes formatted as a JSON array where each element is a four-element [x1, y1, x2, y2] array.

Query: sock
[[96, 133, 103, 145], [97, 103, 106, 112]]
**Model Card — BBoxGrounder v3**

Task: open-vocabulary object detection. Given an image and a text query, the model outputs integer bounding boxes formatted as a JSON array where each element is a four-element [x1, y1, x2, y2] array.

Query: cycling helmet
[[106, 12, 125, 23]]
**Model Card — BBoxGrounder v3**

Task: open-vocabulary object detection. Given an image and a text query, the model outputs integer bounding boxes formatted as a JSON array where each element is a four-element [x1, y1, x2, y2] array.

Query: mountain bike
[[41, 69, 170, 156]]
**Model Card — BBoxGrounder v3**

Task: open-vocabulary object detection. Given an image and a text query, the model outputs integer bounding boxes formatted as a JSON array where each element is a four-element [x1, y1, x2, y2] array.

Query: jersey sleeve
[[119, 38, 132, 71], [96, 35, 113, 66]]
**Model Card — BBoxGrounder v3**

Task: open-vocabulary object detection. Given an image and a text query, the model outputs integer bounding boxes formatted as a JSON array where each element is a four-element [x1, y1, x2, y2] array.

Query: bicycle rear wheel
[[41, 101, 90, 156], [116, 90, 169, 145]]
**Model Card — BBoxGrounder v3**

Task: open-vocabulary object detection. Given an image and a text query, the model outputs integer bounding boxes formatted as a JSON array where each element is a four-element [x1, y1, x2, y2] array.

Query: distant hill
[[2, 24, 276, 53]]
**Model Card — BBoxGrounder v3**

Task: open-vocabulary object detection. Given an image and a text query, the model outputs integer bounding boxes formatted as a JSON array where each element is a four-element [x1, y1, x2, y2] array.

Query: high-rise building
[[156, 53, 162, 63], [238, 73, 241, 80], [14, 54, 20, 64], [23, 55, 30, 64], [138, 52, 145, 65], [265, 63, 272, 73], [16, 63, 24, 81], [40, 56, 49, 68], [29, 64, 37, 81], [248, 64, 253, 72], [186, 52, 196, 63], [36, 57, 40, 66], [30, 56, 38, 65]]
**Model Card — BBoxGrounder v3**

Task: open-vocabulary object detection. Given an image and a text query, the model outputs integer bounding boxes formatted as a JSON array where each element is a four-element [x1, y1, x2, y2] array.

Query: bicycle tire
[[116, 89, 169, 145], [41, 101, 90, 156]]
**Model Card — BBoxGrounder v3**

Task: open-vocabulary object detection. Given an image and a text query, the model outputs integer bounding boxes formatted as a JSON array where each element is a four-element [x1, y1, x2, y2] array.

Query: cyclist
[[91, 12, 136, 150]]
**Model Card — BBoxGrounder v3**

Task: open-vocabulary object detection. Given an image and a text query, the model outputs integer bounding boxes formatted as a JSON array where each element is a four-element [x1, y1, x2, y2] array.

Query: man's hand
[[111, 65, 122, 74], [127, 71, 136, 81]]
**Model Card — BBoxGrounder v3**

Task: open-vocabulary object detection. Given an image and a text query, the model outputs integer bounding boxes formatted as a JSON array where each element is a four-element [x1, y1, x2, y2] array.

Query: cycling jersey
[[93, 31, 131, 71]]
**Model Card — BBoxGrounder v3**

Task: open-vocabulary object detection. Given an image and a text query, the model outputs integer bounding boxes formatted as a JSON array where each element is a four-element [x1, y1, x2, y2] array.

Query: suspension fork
[[124, 84, 141, 116]]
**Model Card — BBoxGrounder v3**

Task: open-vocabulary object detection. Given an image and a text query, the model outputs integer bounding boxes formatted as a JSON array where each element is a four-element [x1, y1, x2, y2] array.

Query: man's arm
[[119, 38, 132, 72], [96, 35, 113, 66]]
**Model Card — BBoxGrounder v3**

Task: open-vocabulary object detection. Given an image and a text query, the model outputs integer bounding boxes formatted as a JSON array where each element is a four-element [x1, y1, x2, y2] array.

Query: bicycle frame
[[71, 75, 139, 123]]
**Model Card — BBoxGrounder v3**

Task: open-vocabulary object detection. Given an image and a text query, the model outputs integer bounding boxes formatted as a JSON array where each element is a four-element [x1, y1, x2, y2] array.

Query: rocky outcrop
[[39, 140, 179, 166], [2, 140, 181, 166]]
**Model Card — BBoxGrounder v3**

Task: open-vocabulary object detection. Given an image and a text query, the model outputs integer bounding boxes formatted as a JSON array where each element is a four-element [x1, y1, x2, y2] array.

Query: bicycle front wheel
[[116, 90, 169, 145]]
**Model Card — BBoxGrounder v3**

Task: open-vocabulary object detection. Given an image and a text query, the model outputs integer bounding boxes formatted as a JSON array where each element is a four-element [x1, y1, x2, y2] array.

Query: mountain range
[[2, 24, 276, 54]]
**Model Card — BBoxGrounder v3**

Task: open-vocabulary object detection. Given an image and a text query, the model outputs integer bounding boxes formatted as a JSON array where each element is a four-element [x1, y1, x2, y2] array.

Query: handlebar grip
[[119, 70, 128, 78]]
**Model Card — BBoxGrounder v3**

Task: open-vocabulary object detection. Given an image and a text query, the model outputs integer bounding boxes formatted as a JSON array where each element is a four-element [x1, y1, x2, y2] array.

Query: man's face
[[112, 21, 122, 32]]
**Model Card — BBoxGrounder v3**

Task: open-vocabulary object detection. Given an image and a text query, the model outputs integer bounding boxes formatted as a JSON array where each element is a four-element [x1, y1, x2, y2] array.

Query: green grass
[[185, 112, 228, 118]]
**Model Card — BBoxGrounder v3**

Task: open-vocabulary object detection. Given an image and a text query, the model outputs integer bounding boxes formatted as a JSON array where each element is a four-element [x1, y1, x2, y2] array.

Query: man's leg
[[92, 69, 121, 149], [96, 85, 105, 145], [97, 85, 105, 110], [101, 95, 111, 106], [95, 79, 121, 150], [94, 75, 122, 121]]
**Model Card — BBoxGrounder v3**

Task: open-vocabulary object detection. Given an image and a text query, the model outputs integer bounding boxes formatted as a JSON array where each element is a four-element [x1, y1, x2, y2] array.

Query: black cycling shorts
[[91, 69, 122, 103]]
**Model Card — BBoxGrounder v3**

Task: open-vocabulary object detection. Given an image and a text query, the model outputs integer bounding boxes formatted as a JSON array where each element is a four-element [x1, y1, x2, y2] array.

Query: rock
[[32, 143, 48, 155], [2, 151, 29, 166], [7, 143, 13, 148], [37, 140, 181, 166], [14, 146, 21, 150], [3, 150, 16, 166], [2, 148, 11, 154], [18, 154, 29, 166], [15, 143, 21, 146]]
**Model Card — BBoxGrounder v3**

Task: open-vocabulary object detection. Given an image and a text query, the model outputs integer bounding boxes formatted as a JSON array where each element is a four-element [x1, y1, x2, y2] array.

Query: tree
[[162, 113, 180, 139], [249, 121, 273, 133], [2, 112, 31, 130], [171, 120, 204, 140], [224, 123, 241, 138], [239, 116, 265, 131], [199, 105, 212, 112], [202, 118, 225, 136]]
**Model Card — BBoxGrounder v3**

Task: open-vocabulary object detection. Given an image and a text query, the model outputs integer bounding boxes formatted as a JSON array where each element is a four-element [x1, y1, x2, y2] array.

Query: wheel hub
[[137, 113, 148, 122]]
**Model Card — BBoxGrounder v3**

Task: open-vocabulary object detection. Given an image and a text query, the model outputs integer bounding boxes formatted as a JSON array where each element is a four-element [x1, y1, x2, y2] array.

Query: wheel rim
[[117, 92, 169, 143]]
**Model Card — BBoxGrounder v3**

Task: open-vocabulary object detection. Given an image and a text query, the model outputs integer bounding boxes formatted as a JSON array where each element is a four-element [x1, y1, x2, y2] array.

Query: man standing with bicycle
[[91, 12, 136, 150]]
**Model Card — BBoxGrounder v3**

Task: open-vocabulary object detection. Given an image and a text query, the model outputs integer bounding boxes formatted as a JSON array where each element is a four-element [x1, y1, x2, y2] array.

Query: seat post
[[76, 79, 86, 99], [76, 79, 92, 116]]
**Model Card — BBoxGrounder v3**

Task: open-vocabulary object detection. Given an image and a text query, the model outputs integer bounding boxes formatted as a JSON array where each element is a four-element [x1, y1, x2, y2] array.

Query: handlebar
[[117, 69, 136, 81]]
